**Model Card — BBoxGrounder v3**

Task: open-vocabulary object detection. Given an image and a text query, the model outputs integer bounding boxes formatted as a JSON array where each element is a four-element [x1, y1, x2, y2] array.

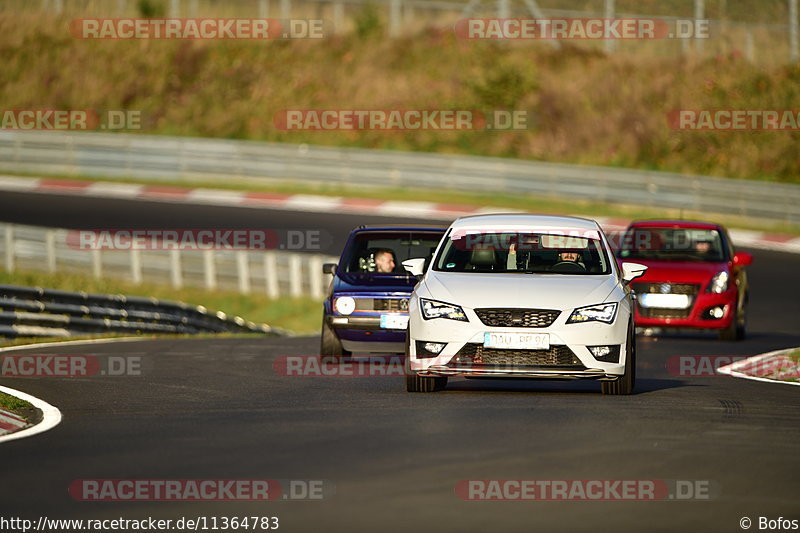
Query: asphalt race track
[[0, 191, 799, 532]]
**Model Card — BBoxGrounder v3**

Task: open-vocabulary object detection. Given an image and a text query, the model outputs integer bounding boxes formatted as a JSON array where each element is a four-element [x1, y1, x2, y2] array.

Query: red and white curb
[[0, 407, 27, 434], [0, 385, 61, 443], [717, 348, 800, 387], [1, 175, 799, 254]]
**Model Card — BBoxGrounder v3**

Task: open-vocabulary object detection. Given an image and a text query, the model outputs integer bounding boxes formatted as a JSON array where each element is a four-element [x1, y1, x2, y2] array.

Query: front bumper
[[634, 289, 738, 330], [326, 314, 408, 353], [407, 302, 631, 379]]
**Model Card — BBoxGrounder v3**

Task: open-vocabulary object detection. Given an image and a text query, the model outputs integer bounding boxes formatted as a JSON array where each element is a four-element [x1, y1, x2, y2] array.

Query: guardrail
[[1, 223, 338, 299], [0, 284, 280, 338], [1, 131, 799, 225]]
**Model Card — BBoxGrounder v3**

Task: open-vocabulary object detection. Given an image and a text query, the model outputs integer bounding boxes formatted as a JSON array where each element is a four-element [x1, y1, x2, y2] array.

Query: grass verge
[[0, 269, 323, 336], [0, 391, 35, 423]]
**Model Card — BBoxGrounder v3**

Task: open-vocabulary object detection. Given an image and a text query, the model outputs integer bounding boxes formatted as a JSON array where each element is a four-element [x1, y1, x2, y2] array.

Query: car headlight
[[420, 298, 468, 321], [567, 302, 618, 324], [707, 271, 729, 293], [333, 296, 356, 315]]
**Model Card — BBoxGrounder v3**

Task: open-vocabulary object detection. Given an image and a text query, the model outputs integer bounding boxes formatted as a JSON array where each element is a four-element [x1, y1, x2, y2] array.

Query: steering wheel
[[550, 261, 586, 273]]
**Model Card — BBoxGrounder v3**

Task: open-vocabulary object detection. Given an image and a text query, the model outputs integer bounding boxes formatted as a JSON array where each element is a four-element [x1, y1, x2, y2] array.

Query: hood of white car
[[422, 271, 620, 311]]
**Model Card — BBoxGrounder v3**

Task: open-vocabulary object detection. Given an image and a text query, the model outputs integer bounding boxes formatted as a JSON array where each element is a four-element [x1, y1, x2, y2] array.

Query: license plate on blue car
[[380, 314, 409, 330]]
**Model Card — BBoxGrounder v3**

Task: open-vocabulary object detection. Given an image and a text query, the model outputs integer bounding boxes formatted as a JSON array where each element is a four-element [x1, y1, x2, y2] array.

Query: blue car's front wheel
[[320, 317, 351, 364]]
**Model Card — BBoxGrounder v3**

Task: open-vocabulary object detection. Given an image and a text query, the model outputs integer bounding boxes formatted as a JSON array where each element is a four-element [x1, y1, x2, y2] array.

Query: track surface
[[0, 192, 798, 532]]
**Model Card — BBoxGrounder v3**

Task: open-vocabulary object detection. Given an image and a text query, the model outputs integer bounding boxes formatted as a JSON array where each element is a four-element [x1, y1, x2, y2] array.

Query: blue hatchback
[[321, 225, 446, 361]]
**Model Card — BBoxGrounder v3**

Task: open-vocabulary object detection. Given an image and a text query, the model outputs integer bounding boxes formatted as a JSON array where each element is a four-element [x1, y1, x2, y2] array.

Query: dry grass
[[1, 12, 799, 182]]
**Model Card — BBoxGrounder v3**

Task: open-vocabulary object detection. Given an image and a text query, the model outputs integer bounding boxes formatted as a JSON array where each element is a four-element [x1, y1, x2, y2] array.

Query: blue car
[[321, 225, 447, 362]]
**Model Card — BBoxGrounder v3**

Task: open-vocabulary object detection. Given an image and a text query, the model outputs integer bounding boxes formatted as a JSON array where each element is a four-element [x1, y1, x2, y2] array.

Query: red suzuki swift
[[616, 220, 753, 340]]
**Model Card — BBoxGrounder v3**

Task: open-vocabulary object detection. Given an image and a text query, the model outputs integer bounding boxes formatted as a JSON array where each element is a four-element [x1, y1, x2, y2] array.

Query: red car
[[616, 220, 752, 340]]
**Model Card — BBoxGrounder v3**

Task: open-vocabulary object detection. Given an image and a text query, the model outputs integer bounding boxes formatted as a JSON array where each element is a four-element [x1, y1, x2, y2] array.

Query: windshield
[[340, 231, 443, 274], [618, 227, 726, 262], [433, 230, 611, 274]]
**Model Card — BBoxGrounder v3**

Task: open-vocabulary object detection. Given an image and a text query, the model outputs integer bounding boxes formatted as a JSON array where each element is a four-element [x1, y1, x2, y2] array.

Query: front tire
[[404, 335, 447, 392], [602, 323, 635, 395], [719, 295, 747, 341], [320, 317, 351, 364]]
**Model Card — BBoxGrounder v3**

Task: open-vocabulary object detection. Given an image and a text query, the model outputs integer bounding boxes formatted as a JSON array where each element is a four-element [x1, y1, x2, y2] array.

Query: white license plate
[[483, 332, 550, 350], [380, 314, 409, 330], [637, 293, 691, 309]]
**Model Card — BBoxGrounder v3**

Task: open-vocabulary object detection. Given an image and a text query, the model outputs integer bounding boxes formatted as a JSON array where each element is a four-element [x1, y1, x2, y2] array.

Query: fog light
[[709, 306, 725, 319], [331, 317, 349, 325], [588, 345, 621, 363], [415, 341, 446, 359], [589, 346, 611, 358], [424, 342, 445, 354]]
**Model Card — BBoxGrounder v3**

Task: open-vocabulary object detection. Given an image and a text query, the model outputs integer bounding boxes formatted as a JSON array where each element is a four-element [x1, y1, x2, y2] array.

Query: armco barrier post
[[289, 254, 302, 297], [236, 251, 251, 294], [264, 251, 279, 299], [170, 249, 183, 289], [4, 224, 14, 273], [308, 255, 323, 299], [92, 249, 102, 279], [203, 249, 217, 290], [46, 229, 56, 273], [130, 248, 142, 284]]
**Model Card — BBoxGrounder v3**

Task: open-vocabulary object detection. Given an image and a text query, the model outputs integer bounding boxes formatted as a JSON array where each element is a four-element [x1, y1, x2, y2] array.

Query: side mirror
[[621, 262, 648, 284], [322, 263, 337, 274], [402, 257, 426, 277], [733, 251, 753, 267]]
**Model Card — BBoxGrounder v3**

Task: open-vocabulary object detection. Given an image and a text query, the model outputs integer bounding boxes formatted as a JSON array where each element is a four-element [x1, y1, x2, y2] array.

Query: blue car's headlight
[[567, 302, 618, 324], [420, 298, 468, 321]]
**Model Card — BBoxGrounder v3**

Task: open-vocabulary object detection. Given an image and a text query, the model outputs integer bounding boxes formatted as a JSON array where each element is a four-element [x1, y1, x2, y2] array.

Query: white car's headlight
[[707, 271, 729, 293], [567, 302, 618, 324], [420, 298, 468, 321], [333, 296, 356, 315]]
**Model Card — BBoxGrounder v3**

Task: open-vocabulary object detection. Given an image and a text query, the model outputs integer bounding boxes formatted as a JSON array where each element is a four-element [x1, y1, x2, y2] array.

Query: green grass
[[9, 172, 800, 236], [0, 269, 323, 335], [0, 391, 33, 414]]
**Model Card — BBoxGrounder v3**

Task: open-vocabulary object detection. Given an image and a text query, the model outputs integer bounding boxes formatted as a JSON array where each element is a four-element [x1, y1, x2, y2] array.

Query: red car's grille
[[638, 307, 691, 319], [633, 282, 699, 319], [632, 283, 700, 295]]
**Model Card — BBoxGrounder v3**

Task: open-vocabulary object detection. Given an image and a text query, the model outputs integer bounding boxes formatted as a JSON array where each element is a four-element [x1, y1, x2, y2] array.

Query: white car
[[406, 214, 647, 395]]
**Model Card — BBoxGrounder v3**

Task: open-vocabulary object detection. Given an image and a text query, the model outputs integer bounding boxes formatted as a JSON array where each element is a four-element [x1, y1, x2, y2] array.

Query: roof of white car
[[449, 214, 601, 232]]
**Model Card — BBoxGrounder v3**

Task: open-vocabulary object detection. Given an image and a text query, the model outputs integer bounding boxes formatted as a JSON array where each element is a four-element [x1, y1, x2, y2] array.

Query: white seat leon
[[406, 214, 647, 394]]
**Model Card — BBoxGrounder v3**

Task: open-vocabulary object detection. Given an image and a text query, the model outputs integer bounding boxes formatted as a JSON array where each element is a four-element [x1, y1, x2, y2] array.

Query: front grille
[[450, 344, 584, 368], [632, 283, 699, 296], [638, 307, 691, 319], [354, 298, 409, 311], [474, 308, 561, 328]]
